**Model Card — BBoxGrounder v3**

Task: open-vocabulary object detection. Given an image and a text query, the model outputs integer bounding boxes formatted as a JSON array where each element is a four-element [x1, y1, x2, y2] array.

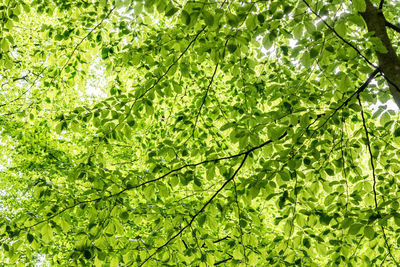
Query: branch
[[215, 256, 233, 265], [233, 179, 247, 263], [302, 1, 400, 98], [18, 130, 288, 231], [213, 235, 230, 243], [357, 95, 399, 267], [379, 0, 384, 9], [313, 68, 379, 133], [1, 8, 114, 113], [357, 96, 378, 208], [340, 115, 349, 211], [192, 63, 219, 137], [360, 0, 400, 106], [290, 69, 379, 160], [17, 196, 103, 231], [0, 68, 45, 108], [283, 170, 298, 254], [113, 24, 208, 132], [385, 20, 400, 34], [60, 7, 115, 74], [113, 0, 230, 133], [139, 153, 249, 266], [350, 236, 364, 259], [302, 0, 377, 68], [123, 130, 287, 193]]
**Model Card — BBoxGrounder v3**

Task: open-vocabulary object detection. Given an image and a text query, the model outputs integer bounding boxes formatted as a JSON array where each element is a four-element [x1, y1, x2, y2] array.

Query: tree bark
[[361, 0, 400, 107]]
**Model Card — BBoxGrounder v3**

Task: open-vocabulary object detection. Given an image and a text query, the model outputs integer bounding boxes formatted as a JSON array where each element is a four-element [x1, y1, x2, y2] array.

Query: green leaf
[[262, 35, 272, 50], [96, 32, 102, 43], [249, 184, 260, 199], [2, 1, 400, 265], [348, 224, 363, 235], [101, 47, 109, 59], [203, 10, 214, 26], [394, 128, 400, 137], [227, 13, 239, 27], [233, 247, 243, 259], [84, 250, 92, 259], [119, 211, 129, 221], [246, 14, 257, 30], [181, 10, 190, 25], [353, 0, 366, 12], [334, 21, 347, 36], [165, 7, 179, 17], [300, 52, 311, 68], [27, 233, 34, 243], [288, 159, 297, 170], [198, 214, 206, 227], [227, 44, 237, 53], [267, 127, 285, 141], [394, 216, 400, 226], [110, 257, 119, 267], [206, 165, 215, 180], [349, 103, 361, 112], [325, 168, 334, 176], [115, 0, 128, 9], [5, 19, 14, 29], [293, 24, 303, 40], [364, 226, 374, 239], [41, 224, 53, 242], [1, 38, 10, 52]]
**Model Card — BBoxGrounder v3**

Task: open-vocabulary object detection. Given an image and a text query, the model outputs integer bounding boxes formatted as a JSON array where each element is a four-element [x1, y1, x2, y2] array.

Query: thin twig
[[0, 68, 45, 108], [283, 170, 298, 254], [357, 96, 378, 209], [350, 236, 364, 259], [192, 63, 219, 137], [139, 153, 249, 266], [215, 256, 233, 265], [113, 25, 208, 132], [233, 179, 247, 265], [357, 94, 399, 266], [18, 131, 288, 231], [340, 113, 349, 211], [313, 69, 379, 133], [60, 7, 115, 74], [302, 0, 377, 68]]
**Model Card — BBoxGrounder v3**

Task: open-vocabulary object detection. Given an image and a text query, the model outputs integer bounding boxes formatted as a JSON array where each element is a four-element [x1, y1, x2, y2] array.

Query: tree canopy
[[1, 0, 400, 266]]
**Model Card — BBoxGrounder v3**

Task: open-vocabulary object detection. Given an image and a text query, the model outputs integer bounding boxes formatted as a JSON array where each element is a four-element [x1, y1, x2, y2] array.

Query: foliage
[[1, 0, 400, 266]]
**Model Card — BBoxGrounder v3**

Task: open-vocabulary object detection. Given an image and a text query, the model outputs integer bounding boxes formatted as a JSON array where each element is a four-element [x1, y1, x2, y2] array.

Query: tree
[[0, 0, 400, 265]]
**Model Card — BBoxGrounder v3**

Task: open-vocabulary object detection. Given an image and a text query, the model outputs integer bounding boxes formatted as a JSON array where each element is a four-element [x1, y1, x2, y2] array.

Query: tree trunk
[[361, 0, 400, 107]]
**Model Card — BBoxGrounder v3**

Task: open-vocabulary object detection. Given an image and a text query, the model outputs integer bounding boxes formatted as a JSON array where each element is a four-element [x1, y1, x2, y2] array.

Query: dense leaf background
[[1, 0, 400, 265]]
